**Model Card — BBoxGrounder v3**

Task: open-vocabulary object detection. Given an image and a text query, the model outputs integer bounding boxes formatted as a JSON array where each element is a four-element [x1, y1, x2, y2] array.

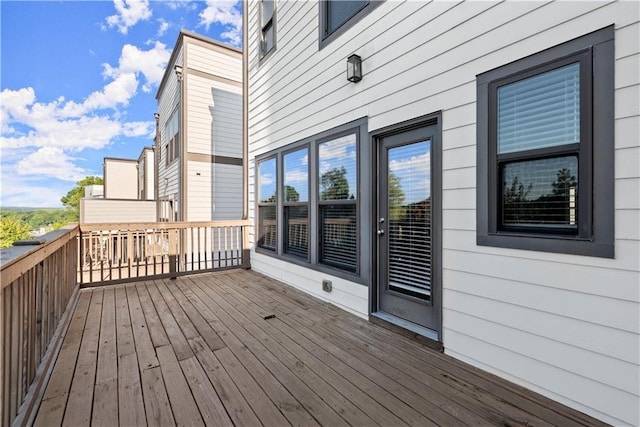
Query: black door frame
[[369, 112, 442, 342]]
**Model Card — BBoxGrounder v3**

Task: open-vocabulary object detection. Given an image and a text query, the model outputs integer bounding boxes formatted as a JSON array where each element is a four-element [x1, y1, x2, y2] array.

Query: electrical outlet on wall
[[322, 279, 332, 292]]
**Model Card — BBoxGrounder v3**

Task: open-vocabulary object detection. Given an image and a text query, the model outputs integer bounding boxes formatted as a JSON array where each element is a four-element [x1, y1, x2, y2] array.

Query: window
[[476, 26, 614, 258], [254, 118, 368, 279], [318, 134, 357, 271], [165, 105, 180, 165], [283, 148, 309, 259], [260, 0, 275, 57], [257, 157, 277, 251], [319, 1, 380, 48]]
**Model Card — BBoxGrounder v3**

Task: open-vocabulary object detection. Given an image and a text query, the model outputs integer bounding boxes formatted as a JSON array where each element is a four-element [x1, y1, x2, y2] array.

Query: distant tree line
[[0, 175, 103, 249]]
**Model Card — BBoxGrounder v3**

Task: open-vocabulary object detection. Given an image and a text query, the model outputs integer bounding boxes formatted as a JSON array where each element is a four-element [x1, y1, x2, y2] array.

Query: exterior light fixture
[[347, 54, 362, 83], [174, 64, 183, 81]]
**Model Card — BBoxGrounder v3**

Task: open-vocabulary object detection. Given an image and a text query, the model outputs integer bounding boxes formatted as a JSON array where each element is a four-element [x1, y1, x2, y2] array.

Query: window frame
[[318, 0, 381, 50], [254, 118, 369, 283], [316, 129, 360, 272], [164, 104, 180, 165], [282, 145, 311, 261], [257, 156, 278, 252], [259, 0, 276, 60], [476, 25, 614, 258]]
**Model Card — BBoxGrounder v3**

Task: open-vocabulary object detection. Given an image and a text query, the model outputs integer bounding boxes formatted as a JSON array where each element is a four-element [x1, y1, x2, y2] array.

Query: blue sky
[[1, 0, 242, 207]]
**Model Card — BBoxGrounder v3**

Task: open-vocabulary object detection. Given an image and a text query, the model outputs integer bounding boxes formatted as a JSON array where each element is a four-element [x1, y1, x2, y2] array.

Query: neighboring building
[[80, 150, 157, 224], [103, 157, 138, 200], [138, 147, 155, 201], [245, 2, 639, 425], [156, 30, 243, 223]]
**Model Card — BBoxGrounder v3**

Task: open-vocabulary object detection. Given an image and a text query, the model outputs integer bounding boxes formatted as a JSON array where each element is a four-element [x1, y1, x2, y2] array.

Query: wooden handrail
[[0, 224, 80, 289], [79, 219, 249, 232], [78, 220, 251, 286], [1, 224, 79, 427]]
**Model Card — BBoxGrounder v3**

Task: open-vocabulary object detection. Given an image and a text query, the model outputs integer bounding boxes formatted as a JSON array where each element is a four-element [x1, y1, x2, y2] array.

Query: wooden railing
[[78, 220, 250, 286], [1, 225, 80, 427], [0, 220, 250, 426]]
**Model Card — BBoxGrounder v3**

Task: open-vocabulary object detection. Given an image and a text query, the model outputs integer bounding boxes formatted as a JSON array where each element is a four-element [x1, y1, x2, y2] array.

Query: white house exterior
[[156, 30, 243, 223], [245, 1, 640, 425], [103, 157, 138, 200], [138, 146, 155, 201]]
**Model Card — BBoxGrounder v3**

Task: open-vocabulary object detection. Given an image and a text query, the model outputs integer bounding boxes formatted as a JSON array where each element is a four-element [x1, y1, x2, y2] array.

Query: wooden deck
[[33, 269, 605, 426]]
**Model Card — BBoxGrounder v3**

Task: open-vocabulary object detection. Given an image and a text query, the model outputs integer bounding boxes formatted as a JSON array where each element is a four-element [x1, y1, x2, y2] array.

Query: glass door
[[377, 123, 440, 334]]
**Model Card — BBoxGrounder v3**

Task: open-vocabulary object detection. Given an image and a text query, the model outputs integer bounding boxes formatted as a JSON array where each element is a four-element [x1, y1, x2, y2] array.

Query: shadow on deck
[[34, 269, 606, 426]]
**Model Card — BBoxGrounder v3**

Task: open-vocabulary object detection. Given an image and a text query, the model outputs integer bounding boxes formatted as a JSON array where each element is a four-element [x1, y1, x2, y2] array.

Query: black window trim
[[257, 155, 278, 252], [259, 0, 276, 61], [282, 144, 311, 261], [318, 0, 382, 50], [254, 117, 369, 284], [476, 25, 614, 258]]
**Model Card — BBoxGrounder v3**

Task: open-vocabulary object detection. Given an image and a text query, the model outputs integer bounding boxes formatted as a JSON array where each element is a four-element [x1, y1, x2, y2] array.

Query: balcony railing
[[0, 220, 249, 427], [78, 220, 250, 286]]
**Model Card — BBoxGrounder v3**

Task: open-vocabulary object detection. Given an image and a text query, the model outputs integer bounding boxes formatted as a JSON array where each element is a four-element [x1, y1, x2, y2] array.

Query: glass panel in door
[[387, 141, 431, 300]]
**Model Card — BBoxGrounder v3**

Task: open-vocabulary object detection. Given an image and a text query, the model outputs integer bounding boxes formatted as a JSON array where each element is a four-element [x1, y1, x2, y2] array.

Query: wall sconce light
[[347, 54, 362, 83], [174, 64, 183, 81], [153, 112, 160, 121]]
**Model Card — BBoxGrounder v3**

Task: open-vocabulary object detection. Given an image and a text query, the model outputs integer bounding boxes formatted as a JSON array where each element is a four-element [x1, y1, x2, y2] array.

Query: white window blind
[[498, 62, 580, 154]]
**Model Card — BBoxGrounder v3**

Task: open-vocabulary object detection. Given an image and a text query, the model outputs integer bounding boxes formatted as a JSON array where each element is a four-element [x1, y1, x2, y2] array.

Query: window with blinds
[[495, 60, 582, 233], [254, 119, 366, 275], [498, 63, 580, 154], [318, 134, 357, 271], [257, 158, 277, 251], [283, 148, 309, 259], [477, 25, 614, 258], [320, 204, 357, 272]]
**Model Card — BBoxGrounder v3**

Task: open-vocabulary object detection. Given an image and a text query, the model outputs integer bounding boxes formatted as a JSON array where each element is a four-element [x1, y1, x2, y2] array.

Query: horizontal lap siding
[[158, 48, 183, 200], [187, 162, 242, 221], [80, 199, 157, 223], [186, 75, 242, 158], [247, 1, 640, 425]]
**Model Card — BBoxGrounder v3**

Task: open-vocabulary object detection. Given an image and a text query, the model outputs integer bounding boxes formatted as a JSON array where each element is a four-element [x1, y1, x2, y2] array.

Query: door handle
[[377, 229, 384, 236]]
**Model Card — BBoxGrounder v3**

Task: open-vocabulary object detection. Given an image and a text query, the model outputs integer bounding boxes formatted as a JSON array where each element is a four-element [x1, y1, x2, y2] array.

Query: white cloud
[[199, 0, 242, 47], [105, 0, 152, 34], [285, 170, 308, 183], [157, 19, 170, 37], [103, 41, 171, 93], [16, 147, 88, 182]]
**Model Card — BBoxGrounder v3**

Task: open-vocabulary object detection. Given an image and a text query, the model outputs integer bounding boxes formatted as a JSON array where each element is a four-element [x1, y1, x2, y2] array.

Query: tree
[[284, 185, 300, 202], [60, 176, 103, 221], [387, 172, 407, 220], [320, 167, 350, 200], [0, 215, 32, 249]]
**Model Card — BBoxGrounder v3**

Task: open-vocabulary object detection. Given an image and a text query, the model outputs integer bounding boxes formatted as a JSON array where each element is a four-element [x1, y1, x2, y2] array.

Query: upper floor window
[[165, 105, 180, 165], [319, 1, 379, 49], [476, 26, 614, 258], [260, 0, 275, 57]]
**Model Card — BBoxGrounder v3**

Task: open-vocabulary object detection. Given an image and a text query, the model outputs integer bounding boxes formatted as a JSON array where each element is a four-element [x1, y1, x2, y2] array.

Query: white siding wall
[[186, 74, 242, 158], [157, 48, 183, 205], [145, 150, 155, 200], [80, 199, 156, 223], [187, 161, 242, 221], [187, 43, 242, 82], [247, 1, 640, 425], [104, 159, 138, 200]]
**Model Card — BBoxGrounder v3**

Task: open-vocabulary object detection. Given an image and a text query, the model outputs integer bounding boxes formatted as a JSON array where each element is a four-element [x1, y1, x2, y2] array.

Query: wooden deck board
[[34, 269, 608, 427]]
